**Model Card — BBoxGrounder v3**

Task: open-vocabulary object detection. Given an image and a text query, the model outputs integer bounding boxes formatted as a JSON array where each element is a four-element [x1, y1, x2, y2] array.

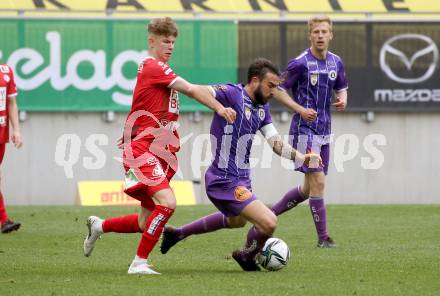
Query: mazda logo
[[379, 34, 438, 84]]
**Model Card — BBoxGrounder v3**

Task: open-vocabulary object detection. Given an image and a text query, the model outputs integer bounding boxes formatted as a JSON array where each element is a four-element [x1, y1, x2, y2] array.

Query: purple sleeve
[[334, 59, 348, 91], [280, 59, 303, 91], [212, 84, 232, 107]]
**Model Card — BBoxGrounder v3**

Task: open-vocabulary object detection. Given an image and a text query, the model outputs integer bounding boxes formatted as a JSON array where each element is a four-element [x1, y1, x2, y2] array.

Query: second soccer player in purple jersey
[[272, 15, 348, 248]]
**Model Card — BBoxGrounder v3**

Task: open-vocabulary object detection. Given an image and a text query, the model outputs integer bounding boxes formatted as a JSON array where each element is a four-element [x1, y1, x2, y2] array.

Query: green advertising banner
[[0, 19, 237, 112]]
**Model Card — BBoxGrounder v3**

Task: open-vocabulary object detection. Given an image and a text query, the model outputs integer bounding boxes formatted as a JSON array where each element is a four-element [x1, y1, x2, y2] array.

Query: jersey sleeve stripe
[[167, 76, 181, 88], [335, 87, 348, 92], [207, 86, 216, 98], [260, 123, 279, 140]]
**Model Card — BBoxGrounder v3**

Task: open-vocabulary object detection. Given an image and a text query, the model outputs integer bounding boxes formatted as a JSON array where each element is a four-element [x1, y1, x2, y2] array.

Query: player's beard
[[254, 85, 267, 105]]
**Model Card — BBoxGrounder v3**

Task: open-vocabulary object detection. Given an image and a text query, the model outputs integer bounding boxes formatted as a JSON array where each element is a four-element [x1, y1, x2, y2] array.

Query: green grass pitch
[[1, 205, 439, 295]]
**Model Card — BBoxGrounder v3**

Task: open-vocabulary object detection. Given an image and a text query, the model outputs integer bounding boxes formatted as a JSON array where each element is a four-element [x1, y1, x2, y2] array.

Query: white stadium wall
[[3, 112, 440, 205]]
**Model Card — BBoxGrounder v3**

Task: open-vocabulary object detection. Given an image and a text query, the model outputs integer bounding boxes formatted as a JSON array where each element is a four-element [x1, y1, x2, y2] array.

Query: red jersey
[[0, 65, 17, 144], [125, 57, 180, 153]]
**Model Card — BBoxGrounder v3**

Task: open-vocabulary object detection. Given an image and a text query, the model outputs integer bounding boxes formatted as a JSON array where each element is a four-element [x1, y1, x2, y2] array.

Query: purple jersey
[[208, 83, 273, 179], [281, 48, 348, 136]]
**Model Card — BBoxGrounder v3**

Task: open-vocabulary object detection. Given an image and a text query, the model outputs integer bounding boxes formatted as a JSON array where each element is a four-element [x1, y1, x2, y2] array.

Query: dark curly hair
[[247, 58, 280, 83]]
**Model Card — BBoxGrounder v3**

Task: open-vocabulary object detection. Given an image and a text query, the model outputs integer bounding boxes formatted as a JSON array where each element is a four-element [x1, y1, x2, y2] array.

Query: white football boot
[[127, 255, 161, 275], [83, 216, 103, 257]]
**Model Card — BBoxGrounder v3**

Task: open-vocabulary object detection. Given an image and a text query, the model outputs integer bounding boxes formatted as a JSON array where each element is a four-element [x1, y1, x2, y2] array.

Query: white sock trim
[[134, 255, 148, 263]]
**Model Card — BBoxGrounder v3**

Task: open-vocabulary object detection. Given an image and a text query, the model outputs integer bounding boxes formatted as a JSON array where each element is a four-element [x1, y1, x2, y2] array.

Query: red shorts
[[122, 140, 177, 210], [0, 143, 5, 164]]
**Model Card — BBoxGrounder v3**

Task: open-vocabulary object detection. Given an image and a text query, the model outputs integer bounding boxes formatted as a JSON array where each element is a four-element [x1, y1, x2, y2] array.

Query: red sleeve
[[7, 66, 17, 97], [141, 60, 178, 88]]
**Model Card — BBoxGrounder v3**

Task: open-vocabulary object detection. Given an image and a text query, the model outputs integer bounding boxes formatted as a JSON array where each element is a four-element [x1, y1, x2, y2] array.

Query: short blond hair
[[148, 17, 178, 37], [308, 15, 332, 33]]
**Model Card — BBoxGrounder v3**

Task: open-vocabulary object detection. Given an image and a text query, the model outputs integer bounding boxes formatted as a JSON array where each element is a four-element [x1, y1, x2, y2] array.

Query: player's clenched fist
[[300, 107, 318, 123], [332, 97, 347, 111], [217, 107, 236, 123]]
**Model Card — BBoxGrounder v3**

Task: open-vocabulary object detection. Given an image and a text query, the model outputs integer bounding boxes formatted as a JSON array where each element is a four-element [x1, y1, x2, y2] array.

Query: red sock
[[0, 191, 8, 224], [102, 214, 141, 233], [136, 205, 174, 259]]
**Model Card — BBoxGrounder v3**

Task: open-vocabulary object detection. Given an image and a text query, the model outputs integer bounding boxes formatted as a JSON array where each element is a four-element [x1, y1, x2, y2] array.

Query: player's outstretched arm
[[273, 87, 317, 122], [261, 124, 321, 168], [332, 90, 347, 112], [268, 134, 322, 168], [170, 78, 236, 123], [8, 96, 22, 149]]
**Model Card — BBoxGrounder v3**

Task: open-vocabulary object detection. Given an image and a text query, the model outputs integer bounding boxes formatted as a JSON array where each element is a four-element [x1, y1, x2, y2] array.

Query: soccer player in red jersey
[[83, 17, 236, 275], [0, 64, 23, 234]]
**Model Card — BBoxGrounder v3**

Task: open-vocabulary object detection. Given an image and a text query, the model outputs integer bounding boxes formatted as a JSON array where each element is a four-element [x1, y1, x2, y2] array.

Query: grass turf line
[[0, 205, 439, 295]]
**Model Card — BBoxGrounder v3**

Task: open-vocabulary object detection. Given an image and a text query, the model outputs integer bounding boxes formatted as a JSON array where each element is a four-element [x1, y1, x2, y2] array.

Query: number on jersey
[[168, 90, 179, 114]]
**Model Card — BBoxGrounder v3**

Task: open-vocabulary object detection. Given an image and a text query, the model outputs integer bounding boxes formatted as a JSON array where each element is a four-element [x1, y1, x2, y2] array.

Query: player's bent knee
[[259, 223, 276, 236], [259, 215, 277, 235], [160, 200, 176, 210], [267, 217, 278, 234], [152, 189, 177, 210]]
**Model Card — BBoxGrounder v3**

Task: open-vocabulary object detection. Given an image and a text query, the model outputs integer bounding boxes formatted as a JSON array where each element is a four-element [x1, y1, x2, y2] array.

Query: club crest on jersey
[[329, 70, 337, 81], [152, 163, 165, 178], [244, 106, 251, 120], [310, 74, 318, 86], [258, 108, 265, 120]]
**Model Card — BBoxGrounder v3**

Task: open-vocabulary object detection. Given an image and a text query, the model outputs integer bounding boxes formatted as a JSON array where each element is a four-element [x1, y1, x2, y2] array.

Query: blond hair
[[148, 17, 178, 37], [308, 15, 332, 33]]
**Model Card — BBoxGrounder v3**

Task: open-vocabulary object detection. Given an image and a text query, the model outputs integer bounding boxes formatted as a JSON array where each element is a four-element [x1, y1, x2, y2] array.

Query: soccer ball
[[256, 238, 290, 271]]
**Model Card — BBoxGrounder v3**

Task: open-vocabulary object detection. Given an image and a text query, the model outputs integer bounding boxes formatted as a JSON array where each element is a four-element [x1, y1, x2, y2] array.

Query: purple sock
[[271, 186, 308, 216], [309, 197, 329, 240], [176, 212, 229, 240], [239, 226, 270, 261]]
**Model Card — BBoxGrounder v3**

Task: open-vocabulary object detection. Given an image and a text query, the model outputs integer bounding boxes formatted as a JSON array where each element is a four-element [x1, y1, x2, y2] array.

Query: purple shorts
[[291, 135, 330, 175], [204, 168, 257, 217]]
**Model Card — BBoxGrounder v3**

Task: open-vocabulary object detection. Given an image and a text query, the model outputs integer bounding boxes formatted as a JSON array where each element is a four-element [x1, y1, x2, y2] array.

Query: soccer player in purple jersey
[[160, 58, 321, 271], [271, 15, 348, 248]]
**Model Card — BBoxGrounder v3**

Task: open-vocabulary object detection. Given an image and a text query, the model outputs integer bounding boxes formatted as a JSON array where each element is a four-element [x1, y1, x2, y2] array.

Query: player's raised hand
[[304, 153, 322, 168], [332, 97, 347, 111], [11, 130, 22, 149], [217, 107, 236, 124], [299, 107, 317, 122]]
